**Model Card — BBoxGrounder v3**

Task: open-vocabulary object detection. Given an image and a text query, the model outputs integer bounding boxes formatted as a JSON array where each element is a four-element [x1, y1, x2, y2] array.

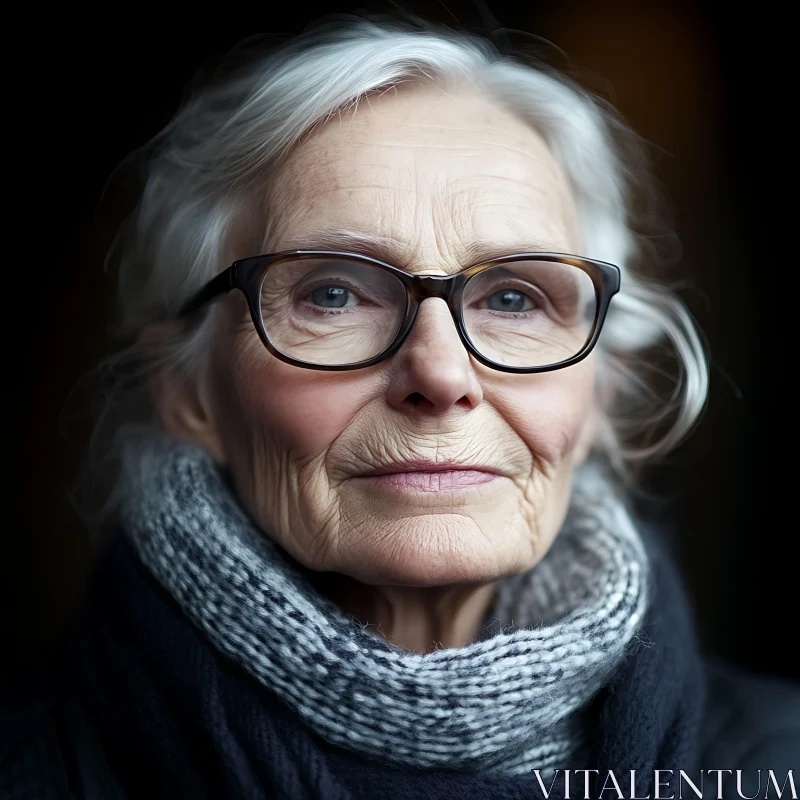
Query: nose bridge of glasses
[[409, 274, 455, 302]]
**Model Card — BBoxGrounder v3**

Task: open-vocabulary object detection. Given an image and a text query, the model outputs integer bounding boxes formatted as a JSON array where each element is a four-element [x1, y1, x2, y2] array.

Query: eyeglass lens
[[258, 257, 597, 368]]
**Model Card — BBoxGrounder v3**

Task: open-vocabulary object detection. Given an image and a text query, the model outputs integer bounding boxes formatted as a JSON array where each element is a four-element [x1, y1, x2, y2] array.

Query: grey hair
[[86, 14, 708, 509]]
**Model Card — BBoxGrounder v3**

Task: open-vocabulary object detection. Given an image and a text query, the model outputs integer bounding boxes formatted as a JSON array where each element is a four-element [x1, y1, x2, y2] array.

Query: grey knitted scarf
[[118, 433, 650, 777]]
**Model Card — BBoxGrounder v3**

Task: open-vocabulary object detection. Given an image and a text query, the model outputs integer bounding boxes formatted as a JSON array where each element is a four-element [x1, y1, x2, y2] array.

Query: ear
[[143, 321, 227, 465]]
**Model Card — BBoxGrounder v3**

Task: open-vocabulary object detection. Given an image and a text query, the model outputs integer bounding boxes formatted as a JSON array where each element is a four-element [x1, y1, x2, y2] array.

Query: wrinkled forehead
[[264, 84, 582, 270]]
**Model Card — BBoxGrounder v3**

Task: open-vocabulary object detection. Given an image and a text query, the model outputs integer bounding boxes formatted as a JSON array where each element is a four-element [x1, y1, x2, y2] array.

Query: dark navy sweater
[[2, 528, 798, 800]]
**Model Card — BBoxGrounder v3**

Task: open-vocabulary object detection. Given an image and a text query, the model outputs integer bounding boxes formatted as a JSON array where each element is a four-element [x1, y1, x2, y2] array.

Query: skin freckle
[[189, 82, 595, 650]]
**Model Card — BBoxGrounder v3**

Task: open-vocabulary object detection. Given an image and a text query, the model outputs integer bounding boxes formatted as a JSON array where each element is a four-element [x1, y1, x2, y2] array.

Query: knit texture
[[63, 434, 708, 800], [114, 433, 649, 776]]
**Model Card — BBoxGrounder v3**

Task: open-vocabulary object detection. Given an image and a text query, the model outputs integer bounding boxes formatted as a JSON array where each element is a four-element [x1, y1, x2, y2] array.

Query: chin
[[340, 516, 523, 587]]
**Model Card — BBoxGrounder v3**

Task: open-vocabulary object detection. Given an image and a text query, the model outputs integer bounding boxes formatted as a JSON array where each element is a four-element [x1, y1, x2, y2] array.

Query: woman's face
[[190, 83, 596, 586]]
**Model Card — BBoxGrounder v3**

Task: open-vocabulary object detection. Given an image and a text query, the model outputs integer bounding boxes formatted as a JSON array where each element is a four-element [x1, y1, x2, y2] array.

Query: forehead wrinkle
[[277, 119, 570, 200], [281, 176, 568, 213], [301, 115, 563, 170], [269, 180, 578, 268], [448, 182, 578, 252], [265, 86, 581, 265], [448, 177, 572, 207], [286, 164, 570, 212], [269, 177, 578, 264], [308, 142, 565, 192], [364, 138, 557, 169]]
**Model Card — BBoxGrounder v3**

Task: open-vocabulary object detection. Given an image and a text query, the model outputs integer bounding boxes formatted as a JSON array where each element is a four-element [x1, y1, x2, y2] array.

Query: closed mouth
[[357, 460, 504, 478]]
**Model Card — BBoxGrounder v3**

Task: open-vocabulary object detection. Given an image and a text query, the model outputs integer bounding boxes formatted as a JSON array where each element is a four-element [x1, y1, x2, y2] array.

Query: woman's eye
[[307, 285, 356, 308], [485, 289, 535, 313]]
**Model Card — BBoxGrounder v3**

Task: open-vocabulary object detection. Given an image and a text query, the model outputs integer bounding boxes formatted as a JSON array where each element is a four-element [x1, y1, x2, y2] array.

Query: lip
[[353, 460, 505, 493], [357, 459, 506, 477], [362, 470, 499, 492]]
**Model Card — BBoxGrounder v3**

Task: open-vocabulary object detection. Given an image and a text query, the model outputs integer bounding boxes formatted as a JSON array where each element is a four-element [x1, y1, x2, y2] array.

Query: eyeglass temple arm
[[177, 266, 236, 317]]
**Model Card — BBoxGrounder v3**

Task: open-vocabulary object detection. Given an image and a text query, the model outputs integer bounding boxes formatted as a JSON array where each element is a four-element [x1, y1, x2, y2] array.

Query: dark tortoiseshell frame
[[178, 250, 621, 373]]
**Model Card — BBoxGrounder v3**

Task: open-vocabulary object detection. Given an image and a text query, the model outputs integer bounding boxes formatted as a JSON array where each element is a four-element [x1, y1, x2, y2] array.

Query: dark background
[[6, 1, 796, 680]]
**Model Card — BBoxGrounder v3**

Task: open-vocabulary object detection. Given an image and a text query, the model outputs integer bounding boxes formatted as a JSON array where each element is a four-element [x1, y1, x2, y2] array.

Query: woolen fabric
[[61, 434, 707, 799]]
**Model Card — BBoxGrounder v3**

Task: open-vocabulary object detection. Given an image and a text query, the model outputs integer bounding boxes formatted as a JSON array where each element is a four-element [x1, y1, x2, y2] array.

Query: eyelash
[[293, 278, 553, 317], [298, 278, 366, 315], [305, 305, 355, 316]]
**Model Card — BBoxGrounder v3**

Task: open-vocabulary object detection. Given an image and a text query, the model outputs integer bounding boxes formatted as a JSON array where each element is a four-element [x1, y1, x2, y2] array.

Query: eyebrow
[[275, 228, 572, 269]]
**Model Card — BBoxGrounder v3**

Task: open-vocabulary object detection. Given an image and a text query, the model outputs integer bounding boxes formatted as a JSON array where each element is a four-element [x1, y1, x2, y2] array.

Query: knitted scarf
[[64, 434, 707, 799]]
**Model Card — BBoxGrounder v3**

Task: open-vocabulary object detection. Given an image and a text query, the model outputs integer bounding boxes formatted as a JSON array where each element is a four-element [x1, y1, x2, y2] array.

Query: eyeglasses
[[178, 250, 620, 373]]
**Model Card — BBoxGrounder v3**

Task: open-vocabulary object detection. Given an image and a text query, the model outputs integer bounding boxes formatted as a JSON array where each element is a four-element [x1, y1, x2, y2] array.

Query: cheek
[[218, 333, 378, 459], [493, 360, 596, 469]]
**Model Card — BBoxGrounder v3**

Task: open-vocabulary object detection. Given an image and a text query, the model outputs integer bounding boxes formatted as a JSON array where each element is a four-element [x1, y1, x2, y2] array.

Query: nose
[[386, 298, 483, 414]]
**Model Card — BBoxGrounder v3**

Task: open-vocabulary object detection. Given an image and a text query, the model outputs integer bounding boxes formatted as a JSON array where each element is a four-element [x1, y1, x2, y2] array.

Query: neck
[[313, 574, 499, 653]]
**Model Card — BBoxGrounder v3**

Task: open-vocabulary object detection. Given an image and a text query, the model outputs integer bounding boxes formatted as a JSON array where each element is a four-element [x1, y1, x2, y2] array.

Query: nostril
[[407, 392, 424, 405]]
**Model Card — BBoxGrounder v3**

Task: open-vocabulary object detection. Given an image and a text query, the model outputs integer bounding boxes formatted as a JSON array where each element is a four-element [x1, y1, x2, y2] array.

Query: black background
[[6, 0, 796, 681]]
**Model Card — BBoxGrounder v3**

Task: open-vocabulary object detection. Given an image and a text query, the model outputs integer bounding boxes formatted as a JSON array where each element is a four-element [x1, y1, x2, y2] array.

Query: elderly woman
[[5, 15, 798, 800]]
